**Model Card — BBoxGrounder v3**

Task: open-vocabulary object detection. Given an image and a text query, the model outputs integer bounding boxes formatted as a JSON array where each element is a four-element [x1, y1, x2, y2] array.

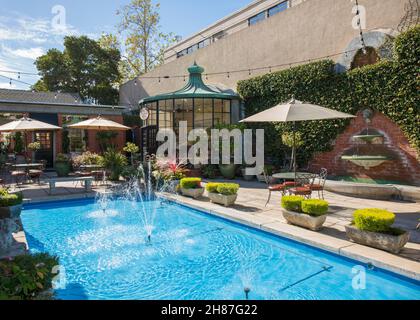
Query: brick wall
[[309, 111, 420, 185]]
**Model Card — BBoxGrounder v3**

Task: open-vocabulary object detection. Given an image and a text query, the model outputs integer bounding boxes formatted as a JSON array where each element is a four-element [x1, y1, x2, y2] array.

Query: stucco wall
[[119, 0, 408, 107]]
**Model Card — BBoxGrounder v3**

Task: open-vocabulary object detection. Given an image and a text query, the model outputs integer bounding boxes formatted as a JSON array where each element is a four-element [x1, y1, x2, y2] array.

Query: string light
[[0, 74, 33, 87], [133, 47, 360, 81]]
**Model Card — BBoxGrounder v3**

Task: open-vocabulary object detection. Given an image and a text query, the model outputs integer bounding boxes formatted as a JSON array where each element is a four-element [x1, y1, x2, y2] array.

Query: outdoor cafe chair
[[288, 173, 314, 199], [304, 168, 328, 199]]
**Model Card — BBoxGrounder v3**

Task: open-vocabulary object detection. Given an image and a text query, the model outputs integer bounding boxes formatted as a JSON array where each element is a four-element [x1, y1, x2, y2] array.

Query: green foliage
[[281, 195, 304, 212], [100, 149, 128, 181], [301, 199, 329, 217], [13, 132, 24, 154], [121, 165, 144, 180], [117, 0, 177, 79], [281, 132, 304, 148], [237, 26, 420, 165], [0, 253, 59, 300], [202, 165, 218, 179], [180, 178, 202, 189], [205, 183, 220, 194], [123, 142, 139, 154], [353, 208, 396, 233], [0, 189, 23, 207], [96, 131, 118, 153], [55, 153, 69, 162], [27, 142, 41, 151], [34, 36, 121, 105], [216, 183, 239, 196], [62, 131, 70, 154], [263, 165, 275, 176]]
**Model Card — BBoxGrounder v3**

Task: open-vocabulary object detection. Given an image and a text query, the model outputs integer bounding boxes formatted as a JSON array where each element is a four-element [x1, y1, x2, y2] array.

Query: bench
[[48, 177, 94, 195]]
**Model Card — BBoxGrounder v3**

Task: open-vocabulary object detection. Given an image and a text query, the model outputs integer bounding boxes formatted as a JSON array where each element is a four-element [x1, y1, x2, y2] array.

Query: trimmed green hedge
[[180, 178, 202, 189], [301, 199, 329, 217], [237, 26, 420, 166], [0, 189, 23, 207], [205, 183, 240, 195], [353, 208, 395, 233], [281, 195, 304, 212]]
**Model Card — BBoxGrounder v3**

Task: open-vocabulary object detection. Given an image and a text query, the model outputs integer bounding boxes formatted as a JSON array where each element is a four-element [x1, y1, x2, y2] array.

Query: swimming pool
[[21, 198, 420, 300]]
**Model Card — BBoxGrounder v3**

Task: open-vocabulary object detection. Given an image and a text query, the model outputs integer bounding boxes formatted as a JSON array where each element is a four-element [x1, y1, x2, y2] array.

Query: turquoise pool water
[[21, 198, 420, 300]]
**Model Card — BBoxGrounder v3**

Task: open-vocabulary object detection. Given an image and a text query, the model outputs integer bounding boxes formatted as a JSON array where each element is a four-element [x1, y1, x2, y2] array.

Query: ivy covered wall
[[237, 26, 419, 167]]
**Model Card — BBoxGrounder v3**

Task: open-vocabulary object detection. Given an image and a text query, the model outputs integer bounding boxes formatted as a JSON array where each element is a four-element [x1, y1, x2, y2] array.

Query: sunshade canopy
[[67, 116, 130, 131], [0, 117, 61, 132], [240, 99, 355, 123]]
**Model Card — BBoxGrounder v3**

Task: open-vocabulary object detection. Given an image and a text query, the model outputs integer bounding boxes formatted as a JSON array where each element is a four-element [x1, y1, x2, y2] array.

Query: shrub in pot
[[0, 189, 23, 218], [54, 153, 71, 177], [345, 209, 409, 253], [281, 196, 328, 231], [180, 178, 204, 199], [206, 183, 240, 207], [99, 149, 128, 182]]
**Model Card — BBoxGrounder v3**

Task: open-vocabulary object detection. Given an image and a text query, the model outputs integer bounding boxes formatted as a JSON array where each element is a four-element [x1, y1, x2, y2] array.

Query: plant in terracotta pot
[[281, 196, 329, 231], [206, 182, 239, 207], [54, 153, 71, 177], [180, 177, 204, 199], [345, 209, 409, 254]]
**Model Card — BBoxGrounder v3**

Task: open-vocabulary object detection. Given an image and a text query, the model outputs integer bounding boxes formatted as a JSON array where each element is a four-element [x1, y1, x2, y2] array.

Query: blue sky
[[0, 0, 252, 89]]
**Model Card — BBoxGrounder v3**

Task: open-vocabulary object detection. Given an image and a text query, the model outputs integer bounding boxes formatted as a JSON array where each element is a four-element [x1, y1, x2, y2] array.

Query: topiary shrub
[[180, 178, 202, 189], [205, 182, 221, 193], [281, 196, 304, 212], [301, 199, 329, 217], [216, 183, 239, 196], [0, 253, 59, 300], [353, 208, 395, 233], [0, 189, 23, 207]]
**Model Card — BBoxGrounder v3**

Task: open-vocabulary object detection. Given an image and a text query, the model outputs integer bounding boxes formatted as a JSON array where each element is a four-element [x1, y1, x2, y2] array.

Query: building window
[[198, 38, 211, 49], [351, 47, 380, 69], [268, 1, 288, 17], [158, 99, 174, 129], [214, 99, 231, 126], [248, 12, 266, 26]]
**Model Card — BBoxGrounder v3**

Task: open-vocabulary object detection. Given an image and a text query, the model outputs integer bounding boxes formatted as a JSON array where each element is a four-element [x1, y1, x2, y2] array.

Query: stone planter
[[0, 204, 22, 219], [208, 192, 238, 207], [282, 209, 327, 231], [345, 225, 409, 254], [241, 169, 255, 181], [181, 187, 204, 199]]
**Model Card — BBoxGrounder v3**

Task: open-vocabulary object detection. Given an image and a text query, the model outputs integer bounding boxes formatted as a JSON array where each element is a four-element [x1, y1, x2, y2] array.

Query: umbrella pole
[[293, 122, 297, 182]]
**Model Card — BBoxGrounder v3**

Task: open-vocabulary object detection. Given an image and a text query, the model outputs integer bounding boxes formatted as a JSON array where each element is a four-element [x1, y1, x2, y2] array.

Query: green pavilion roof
[[139, 62, 239, 104]]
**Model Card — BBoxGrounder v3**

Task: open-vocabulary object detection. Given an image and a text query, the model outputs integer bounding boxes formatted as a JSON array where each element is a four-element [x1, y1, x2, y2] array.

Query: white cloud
[[0, 82, 17, 89], [2, 46, 45, 60]]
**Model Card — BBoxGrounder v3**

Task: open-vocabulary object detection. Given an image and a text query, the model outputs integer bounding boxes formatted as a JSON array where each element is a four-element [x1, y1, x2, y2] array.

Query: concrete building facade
[[119, 0, 410, 107]]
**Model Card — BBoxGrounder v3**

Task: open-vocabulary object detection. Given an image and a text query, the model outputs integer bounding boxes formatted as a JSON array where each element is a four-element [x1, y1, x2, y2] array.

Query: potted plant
[[180, 178, 204, 199], [202, 165, 218, 179], [256, 165, 275, 183], [281, 196, 329, 231], [345, 209, 409, 254], [27, 142, 41, 162], [218, 164, 237, 180], [123, 142, 140, 165], [0, 189, 23, 218], [153, 158, 187, 192], [54, 153, 71, 177], [206, 183, 239, 207], [100, 149, 128, 182]]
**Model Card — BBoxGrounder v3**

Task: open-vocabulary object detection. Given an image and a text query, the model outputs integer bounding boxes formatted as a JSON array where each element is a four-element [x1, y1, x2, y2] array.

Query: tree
[[282, 132, 304, 171], [34, 36, 121, 105], [117, 0, 176, 79]]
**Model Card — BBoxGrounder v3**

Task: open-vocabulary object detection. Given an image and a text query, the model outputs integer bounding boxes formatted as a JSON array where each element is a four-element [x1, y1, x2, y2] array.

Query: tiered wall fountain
[[341, 109, 396, 169]]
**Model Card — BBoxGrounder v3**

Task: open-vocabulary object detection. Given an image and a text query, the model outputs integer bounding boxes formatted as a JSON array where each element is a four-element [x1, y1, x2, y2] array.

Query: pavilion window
[[214, 99, 231, 126], [158, 99, 173, 129]]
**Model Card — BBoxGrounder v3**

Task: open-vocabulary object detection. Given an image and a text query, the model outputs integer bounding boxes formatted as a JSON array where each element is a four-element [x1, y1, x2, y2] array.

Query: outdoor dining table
[[79, 164, 106, 185], [11, 163, 44, 172], [272, 172, 318, 181]]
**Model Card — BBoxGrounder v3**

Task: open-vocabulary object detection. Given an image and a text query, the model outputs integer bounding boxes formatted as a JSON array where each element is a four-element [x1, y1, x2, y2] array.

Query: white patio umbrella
[[0, 117, 61, 155], [67, 116, 130, 131], [240, 98, 355, 178]]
